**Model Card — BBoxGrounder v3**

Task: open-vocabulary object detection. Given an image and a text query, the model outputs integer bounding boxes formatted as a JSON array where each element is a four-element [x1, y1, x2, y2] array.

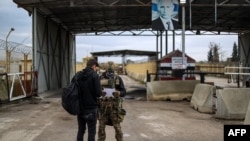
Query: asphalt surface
[[0, 75, 243, 141]]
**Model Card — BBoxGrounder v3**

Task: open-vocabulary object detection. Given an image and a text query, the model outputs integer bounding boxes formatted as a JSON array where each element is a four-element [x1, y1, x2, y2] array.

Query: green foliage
[[207, 48, 213, 62], [213, 44, 219, 63], [207, 42, 220, 63], [231, 42, 239, 62]]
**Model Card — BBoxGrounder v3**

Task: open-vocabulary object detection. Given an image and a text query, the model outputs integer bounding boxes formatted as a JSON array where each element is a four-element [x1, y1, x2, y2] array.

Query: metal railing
[[224, 66, 250, 75]]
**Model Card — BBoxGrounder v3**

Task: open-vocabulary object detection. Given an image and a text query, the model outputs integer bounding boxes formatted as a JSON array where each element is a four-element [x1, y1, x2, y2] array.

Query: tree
[[231, 42, 239, 62], [207, 48, 213, 62], [213, 44, 220, 63], [207, 42, 220, 63]]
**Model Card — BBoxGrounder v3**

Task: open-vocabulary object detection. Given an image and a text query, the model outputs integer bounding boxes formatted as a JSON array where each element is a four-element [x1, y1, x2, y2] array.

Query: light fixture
[[180, 0, 187, 4]]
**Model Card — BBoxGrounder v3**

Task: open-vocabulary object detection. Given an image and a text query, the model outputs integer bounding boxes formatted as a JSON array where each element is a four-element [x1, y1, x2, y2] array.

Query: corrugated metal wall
[[239, 33, 250, 84], [32, 8, 75, 93]]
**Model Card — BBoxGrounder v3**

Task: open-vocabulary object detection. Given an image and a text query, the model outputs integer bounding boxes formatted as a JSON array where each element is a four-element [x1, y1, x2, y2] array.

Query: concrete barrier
[[215, 88, 250, 120], [190, 84, 216, 114], [147, 80, 199, 101], [244, 101, 250, 124]]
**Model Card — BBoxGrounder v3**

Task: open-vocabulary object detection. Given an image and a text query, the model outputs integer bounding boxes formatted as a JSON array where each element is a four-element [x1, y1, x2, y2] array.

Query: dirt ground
[[0, 75, 243, 141]]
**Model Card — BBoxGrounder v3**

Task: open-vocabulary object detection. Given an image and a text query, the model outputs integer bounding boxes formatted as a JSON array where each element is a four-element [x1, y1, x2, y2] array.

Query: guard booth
[[159, 50, 196, 80]]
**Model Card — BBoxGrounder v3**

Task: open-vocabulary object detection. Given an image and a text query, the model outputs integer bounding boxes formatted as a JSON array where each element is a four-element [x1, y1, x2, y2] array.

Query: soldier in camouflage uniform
[[97, 63, 126, 141]]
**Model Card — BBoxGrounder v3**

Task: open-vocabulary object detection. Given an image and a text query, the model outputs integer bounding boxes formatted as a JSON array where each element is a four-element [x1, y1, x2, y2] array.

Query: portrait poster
[[152, 0, 179, 30]]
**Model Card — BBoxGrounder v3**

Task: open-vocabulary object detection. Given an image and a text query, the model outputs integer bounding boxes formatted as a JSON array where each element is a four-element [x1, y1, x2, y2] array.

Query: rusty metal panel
[[0, 73, 9, 103]]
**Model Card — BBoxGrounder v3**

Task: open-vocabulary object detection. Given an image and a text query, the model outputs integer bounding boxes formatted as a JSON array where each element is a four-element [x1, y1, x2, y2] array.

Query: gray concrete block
[[190, 83, 216, 114], [244, 101, 250, 124], [146, 80, 199, 101], [215, 88, 250, 119]]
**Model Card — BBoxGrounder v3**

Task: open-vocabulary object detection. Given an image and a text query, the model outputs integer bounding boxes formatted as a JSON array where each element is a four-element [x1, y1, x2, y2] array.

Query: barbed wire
[[0, 38, 32, 55]]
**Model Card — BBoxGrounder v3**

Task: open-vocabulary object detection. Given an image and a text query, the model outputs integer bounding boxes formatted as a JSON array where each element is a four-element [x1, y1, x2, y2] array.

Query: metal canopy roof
[[13, 0, 250, 34], [91, 49, 157, 57]]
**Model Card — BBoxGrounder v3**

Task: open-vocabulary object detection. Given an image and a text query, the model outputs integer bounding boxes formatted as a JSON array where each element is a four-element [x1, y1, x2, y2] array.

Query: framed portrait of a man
[[152, 0, 179, 30]]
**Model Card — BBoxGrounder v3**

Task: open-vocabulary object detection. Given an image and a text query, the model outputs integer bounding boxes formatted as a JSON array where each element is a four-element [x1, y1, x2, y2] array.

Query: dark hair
[[87, 59, 99, 67]]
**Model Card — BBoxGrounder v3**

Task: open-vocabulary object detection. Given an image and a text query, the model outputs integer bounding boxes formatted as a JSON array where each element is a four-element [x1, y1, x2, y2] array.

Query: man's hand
[[101, 91, 106, 96], [112, 91, 120, 97]]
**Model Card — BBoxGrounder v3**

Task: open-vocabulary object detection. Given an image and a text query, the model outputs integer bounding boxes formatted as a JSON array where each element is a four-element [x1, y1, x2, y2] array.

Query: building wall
[[76, 62, 84, 72], [126, 61, 157, 82], [0, 61, 5, 73], [126, 61, 157, 74], [75, 57, 95, 73], [195, 63, 225, 73]]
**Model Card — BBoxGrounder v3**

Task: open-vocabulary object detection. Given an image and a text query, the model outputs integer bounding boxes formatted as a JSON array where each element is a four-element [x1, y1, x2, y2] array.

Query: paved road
[[0, 75, 243, 141], [195, 75, 241, 88]]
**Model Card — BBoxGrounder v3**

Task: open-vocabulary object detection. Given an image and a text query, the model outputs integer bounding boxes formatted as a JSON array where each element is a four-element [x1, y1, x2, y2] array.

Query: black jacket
[[73, 67, 101, 111]]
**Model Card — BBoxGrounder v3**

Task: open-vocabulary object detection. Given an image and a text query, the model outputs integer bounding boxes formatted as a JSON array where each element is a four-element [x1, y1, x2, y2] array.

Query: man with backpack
[[75, 58, 101, 141]]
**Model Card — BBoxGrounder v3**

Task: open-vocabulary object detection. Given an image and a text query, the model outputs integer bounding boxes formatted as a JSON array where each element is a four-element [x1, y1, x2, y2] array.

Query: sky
[[0, 1, 238, 63]]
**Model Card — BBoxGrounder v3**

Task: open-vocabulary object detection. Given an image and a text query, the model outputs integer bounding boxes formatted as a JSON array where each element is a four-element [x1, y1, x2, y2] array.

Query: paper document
[[103, 88, 115, 97]]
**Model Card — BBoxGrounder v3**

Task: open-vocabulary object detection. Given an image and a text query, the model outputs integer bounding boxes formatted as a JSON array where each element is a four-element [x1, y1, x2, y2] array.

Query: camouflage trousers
[[98, 100, 123, 141]]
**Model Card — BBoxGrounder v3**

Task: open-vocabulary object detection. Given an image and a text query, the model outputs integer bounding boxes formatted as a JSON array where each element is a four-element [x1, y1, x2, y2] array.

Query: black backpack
[[61, 72, 82, 115]]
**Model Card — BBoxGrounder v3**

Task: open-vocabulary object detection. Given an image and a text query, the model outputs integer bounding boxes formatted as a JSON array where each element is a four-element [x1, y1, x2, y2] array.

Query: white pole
[[182, 4, 186, 80]]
